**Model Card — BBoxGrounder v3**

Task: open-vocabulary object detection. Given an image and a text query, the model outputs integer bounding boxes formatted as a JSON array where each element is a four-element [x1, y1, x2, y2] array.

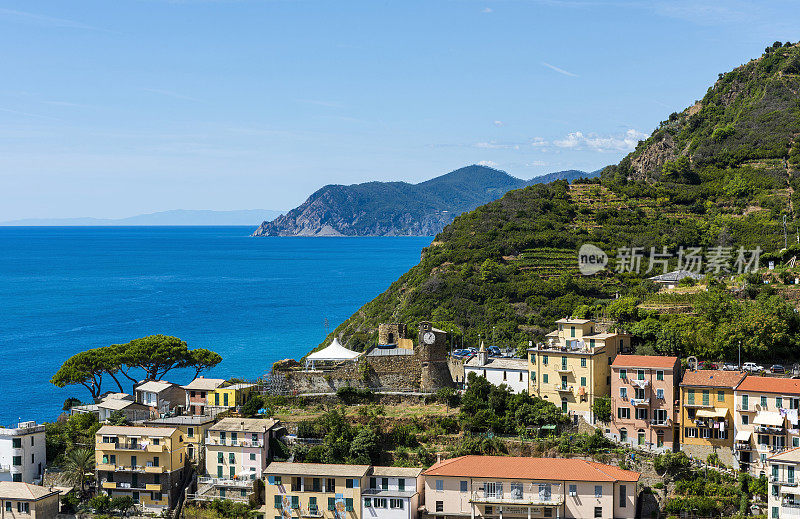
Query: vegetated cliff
[[251, 166, 595, 237], [319, 42, 800, 362]]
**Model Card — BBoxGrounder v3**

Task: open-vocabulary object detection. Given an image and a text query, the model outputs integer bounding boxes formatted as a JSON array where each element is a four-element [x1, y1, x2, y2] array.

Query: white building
[[362, 467, 423, 519], [767, 447, 800, 518], [464, 344, 528, 393], [0, 422, 46, 484]]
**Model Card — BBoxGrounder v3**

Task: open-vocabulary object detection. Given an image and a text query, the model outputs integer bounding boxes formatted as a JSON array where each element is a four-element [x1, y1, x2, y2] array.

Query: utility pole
[[738, 340, 742, 370]]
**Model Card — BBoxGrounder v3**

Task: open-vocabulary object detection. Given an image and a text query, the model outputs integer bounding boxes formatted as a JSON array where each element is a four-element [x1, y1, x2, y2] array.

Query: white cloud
[[493, 120, 504, 127], [530, 137, 548, 147], [474, 141, 520, 150], [477, 160, 499, 167], [541, 62, 579, 77], [481, 7, 494, 13], [526, 161, 548, 167], [553, 129, 648, 152]]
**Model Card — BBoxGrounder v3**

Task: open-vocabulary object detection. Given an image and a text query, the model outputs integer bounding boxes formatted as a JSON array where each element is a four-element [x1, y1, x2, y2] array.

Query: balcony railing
[[205, 437, 264, 448], [556, 366, 572, 373], [470, 488, 564, 507], [770, 475, 798, 486], [630, 398, 650, 407], [650, 419, 672, 427], [684, 400, 713, 408], [187, 493, 249, 504], [554, 385, 573, 392], [756, 425, 786, 435], [198, 477, 255, 488]]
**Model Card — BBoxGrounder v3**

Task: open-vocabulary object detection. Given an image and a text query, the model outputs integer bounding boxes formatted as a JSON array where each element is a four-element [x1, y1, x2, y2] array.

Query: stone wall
[[680, 443, 735, 467], [378, 323, 407, 345]]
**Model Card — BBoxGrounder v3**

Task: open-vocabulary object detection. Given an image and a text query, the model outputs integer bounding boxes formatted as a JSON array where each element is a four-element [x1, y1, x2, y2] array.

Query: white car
[[742, 362, 764, 373]]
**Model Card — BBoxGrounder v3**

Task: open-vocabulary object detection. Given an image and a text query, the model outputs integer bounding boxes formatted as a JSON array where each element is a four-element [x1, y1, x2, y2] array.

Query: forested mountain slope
[[317, 42, 800, 364]]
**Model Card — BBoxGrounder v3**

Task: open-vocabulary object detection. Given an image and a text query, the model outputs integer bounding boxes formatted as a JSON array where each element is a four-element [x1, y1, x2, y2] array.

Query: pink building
[[608, 355, 680, 453]]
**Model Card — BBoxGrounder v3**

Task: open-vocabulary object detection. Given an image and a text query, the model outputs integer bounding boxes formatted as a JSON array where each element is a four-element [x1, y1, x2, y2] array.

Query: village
[[3, 304, 800, 519]]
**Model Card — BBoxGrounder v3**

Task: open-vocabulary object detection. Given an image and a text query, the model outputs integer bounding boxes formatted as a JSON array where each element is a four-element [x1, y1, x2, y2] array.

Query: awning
[[754, 412, 784, 427], [696, 408, 727, 419], [735, 430, 752, 442]]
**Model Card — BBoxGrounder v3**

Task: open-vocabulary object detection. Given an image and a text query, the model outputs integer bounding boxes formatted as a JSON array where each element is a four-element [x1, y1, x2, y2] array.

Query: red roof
[[423, 456, 640, 482], [736, 375, 800, 395], [681, 370, 746, 388], [611, 355, 678, 369]]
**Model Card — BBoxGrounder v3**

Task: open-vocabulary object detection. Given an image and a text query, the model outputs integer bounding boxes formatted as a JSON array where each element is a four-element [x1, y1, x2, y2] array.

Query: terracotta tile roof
[[209, 417, 279, 433], [769, 445, 800, 461], [736, 375, 800, 395], [0, 482, 60, 500], [611, 355, 679, 369], [422, 456, 640, 482], [681, 370, 746, 388], [264, 462, 370, 477]]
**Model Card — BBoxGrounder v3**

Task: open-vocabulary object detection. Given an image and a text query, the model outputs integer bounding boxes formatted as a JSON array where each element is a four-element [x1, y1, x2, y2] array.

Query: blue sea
[[0, 227, 431, 425]]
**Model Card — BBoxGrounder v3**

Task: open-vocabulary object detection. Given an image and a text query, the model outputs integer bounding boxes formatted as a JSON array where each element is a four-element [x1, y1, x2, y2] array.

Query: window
[[309, 497, 317, 510], [229, 453, 235, 464], [530, 353, 535, 362], [11, 438, 21, 448], [581, 376, 587, 387], [568, 484, 577, 496], [250, 453, 256, 461], [346, 479, 354, 489], [795, 437, 800, 448], [656, 388, 664, 400], [312, 478, 321, 492], [503, 371, 507, 381], [543, 355, 548, 366], [636, 408, 648, 420], [290, 496, 299, 510], [619, 484, 626, 507], [381, 478, 388, 490], [594, 507, 602, 518], [620, 429, 627, 442], [657, 431, 664, 448], [328, 498, 335, 511], [717, 391, 725, 402], [12, 456, 21, 467], [326, 478, 335, 492], [510, 483, 523, 499], [390, 499, 404, 509], [374, 499, 387, 508], [345, 498, 353, 512], [274, 496, 283, 509], [581, 358, 587, 368], [364, 498, 372, 508], [4, 503, 9, 512], [531, 371, 536, 382], [762, 396, 768, 408], [620, 387, 627, 399], [543, 374, 548, 384], [774, 506, 780, 519], [543, 509, 552, 518], [17, 502, 29, 513], [635, 387, 645, 400], [777, 397, 784, 409], [11, 474, 21, 482], [595, 485, 602, 498], [685, 427, 698, 438], [654, 409, 667, 423], [742, 415, 749, 425], [435, 480, 443, 491], [187, 427, 194, 438], [656, 370, 664, 381], [399, 479, 406, 492], [561, 356, 567, 370], [620, 369, 627, 379], [153, 456, 159, 467], [435, 501, 443, 513], [570, 326, 575, 337], [702, 390, 709, 406], [460, 481, 468, 492], [790, 466, 795, 484], [617, 407, 630, 419], [637, 370, 644, 380], [687, 389, 695, 405]]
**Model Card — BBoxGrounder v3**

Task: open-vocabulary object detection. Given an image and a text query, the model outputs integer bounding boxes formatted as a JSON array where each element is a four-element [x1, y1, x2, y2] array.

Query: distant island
[[1, 209, 284, 226], [251, 165, 599, 237]]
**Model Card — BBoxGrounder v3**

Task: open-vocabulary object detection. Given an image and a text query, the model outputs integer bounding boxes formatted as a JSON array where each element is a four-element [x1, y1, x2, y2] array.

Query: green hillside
[[320, 42, 800, 364]]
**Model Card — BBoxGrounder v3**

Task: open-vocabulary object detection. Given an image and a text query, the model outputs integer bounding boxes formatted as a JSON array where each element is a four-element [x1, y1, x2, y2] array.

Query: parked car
[[771, 364, 786, 374], [487, 346, 502, 357], [721, 363, 740, 371], [742, 362, 765, 373]]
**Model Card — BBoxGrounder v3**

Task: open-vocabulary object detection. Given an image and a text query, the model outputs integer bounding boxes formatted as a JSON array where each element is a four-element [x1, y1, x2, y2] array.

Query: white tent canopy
[[306, 338, 361, 362]]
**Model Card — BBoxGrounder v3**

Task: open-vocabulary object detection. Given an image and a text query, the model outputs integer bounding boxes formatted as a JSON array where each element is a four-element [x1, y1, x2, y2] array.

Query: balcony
[[198, 477, 254, 488], [302, 509, 323, 518], [205, 437, 264, 448], [145, 466, 165, 474], [188, 493, 249, 504], [630, 378, 650, 388], [650, 419, 672, 428], [146, 484, 162, 492], [630, 398, 650, 407], [556, 366, 572, 374], [770, 475, 798, 486], [97, 463, 116, 471], [102, 481, 117, 489], [554, 385, 573, 393], [684, 400, 713, 408], [756, 425, 786, 435], [470, 488, 564, 507]]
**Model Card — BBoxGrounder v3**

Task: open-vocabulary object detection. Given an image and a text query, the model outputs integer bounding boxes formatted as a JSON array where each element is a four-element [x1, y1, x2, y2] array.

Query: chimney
[[436, 453, 442, 463]]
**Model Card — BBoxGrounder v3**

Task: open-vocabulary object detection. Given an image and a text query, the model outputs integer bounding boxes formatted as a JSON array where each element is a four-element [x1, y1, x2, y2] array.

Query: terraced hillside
[[314, 42, 800, 363]]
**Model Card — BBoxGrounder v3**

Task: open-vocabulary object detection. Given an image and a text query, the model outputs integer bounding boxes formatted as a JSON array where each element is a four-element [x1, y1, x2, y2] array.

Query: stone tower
[[418, 321, 453, 391]]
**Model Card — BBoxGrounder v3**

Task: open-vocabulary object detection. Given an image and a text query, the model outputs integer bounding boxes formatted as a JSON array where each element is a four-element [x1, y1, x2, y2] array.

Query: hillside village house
[[95, 425, 187, 512], [97, 398, 151, 423], [608, 355, 680, 453], [134, 380, 184, 417], [464, 343, 528, 393], [422, 455, 640, 519], [0, 481, 60, 519], [145, 415, 217, 464], [209, 383, 255, 413], [182, 377, 227, 416], [679, 370, 746, 466], [0, 421, 46, 484], [528, 318, 630, 423], [734, 376, 800, 475], [363, 467, 424, 519], [264, 462, 369, 519], [198, 418, 281, 503], [767, 447, 800, 519]]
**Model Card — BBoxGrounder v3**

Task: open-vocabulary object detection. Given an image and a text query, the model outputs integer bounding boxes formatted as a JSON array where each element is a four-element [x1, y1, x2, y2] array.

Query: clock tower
[[418, 321, 452, 390]]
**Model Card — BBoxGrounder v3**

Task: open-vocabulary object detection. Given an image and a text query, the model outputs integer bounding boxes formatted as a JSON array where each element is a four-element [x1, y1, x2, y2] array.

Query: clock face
[[423, 331, 436, 344]]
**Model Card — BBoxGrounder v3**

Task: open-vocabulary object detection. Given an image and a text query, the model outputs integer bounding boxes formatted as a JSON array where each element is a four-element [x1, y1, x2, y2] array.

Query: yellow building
[[209, 383, 255, 412], [679, 370, 746, 467], [145, 415, 217, 464], [263, 462, 369, 519], [95, 425, 187, 513], [528, 318, 630, 423]]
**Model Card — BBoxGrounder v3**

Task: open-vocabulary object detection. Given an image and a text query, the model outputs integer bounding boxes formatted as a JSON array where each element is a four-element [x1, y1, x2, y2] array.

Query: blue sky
[[1, 0, 799, 220]]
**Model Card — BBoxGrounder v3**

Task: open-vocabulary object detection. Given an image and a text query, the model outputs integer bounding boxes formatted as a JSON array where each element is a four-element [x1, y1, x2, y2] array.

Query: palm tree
[[63, 447, 95, 497]]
